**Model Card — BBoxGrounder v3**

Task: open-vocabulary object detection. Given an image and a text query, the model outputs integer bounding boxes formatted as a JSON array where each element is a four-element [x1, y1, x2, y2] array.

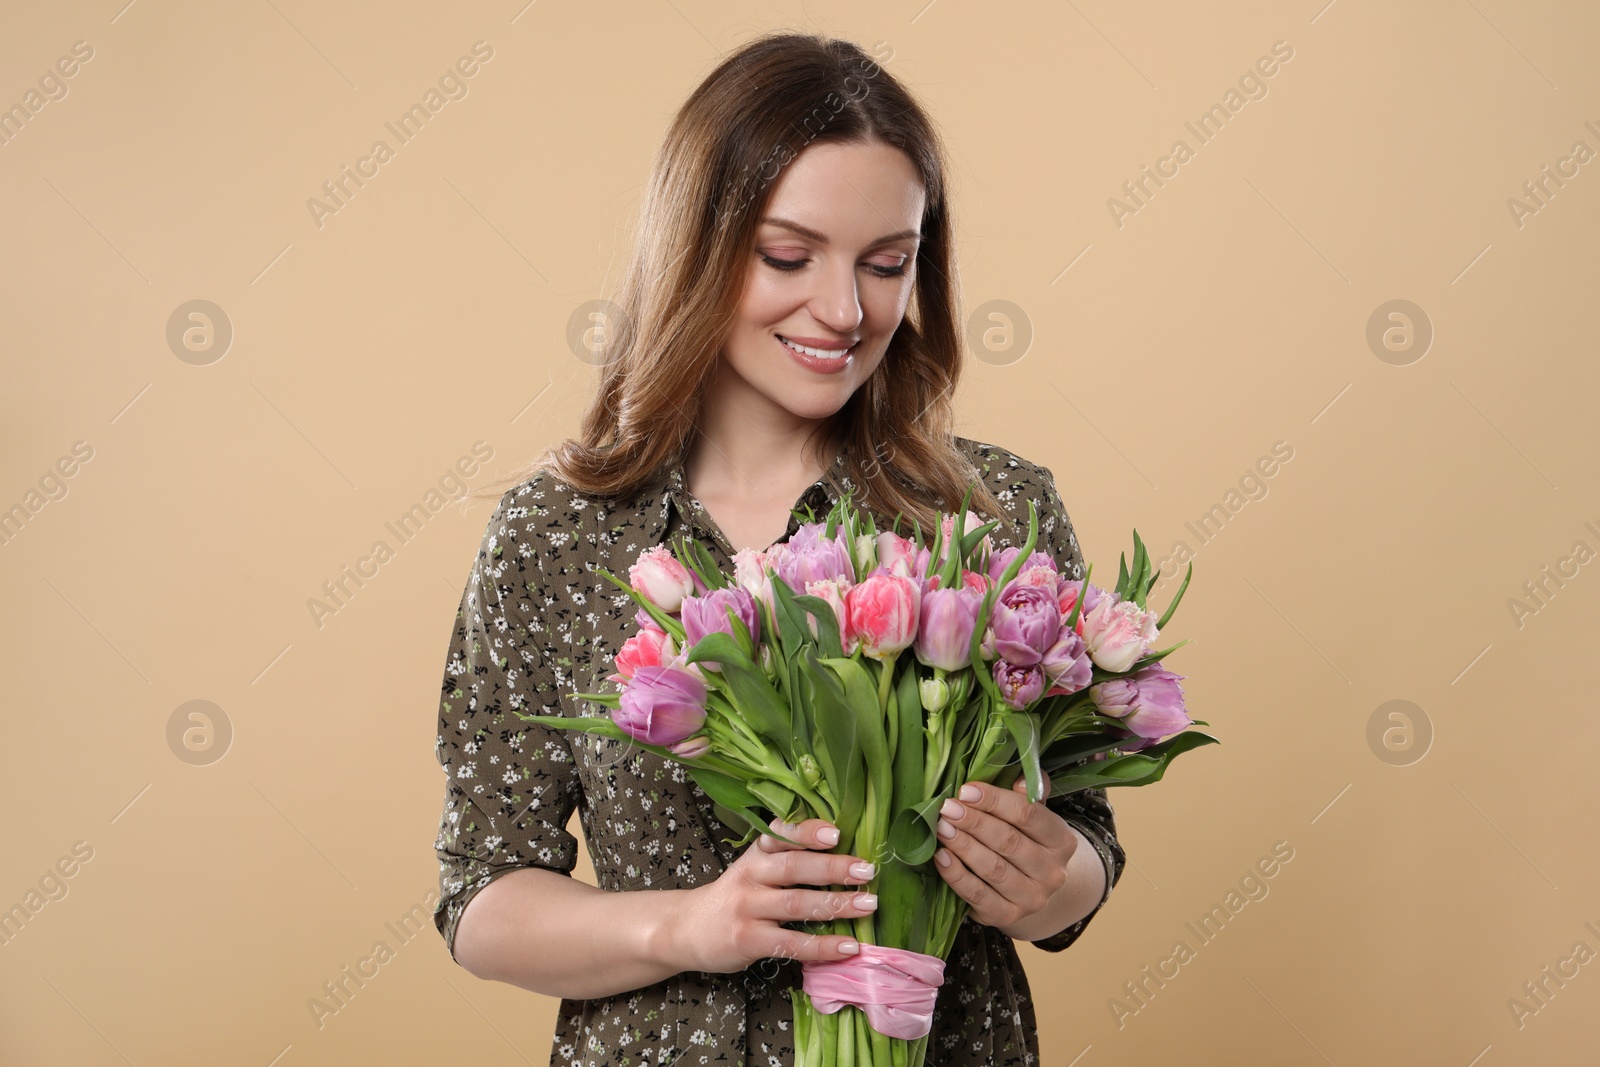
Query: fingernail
[[855, 893, 878, 910], [817, 826, 840, 845], [940, 798, 964, 819], [936, 818, 956, 840], [840, 940, 860, 954], [935, 849, 952, 868], [848, 861, 876, 880], [959, 784, 981, 802]]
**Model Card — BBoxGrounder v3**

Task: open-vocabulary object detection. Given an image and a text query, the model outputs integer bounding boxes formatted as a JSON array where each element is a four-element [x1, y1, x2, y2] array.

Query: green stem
[[878, 651, 898, 754], [852, 777, 878, 946]]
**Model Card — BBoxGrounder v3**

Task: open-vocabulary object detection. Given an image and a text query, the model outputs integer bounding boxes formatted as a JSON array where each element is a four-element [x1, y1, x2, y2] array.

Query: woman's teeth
[[778, 335, 853, 360]]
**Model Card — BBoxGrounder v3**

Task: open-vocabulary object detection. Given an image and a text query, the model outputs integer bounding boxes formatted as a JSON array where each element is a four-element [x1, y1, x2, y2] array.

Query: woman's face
[[717, 138, 926, 423]]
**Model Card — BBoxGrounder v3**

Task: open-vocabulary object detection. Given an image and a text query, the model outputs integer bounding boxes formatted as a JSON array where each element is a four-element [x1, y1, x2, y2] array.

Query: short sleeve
[[998, 458, 1127, 954], [432, 483, 584, 962]]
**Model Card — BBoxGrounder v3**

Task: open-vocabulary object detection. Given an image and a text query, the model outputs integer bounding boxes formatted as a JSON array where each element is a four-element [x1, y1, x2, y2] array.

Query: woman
[[432, 32, 1125, 1066]]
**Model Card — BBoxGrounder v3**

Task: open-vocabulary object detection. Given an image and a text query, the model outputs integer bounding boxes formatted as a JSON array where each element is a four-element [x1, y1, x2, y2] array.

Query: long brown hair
[[480, 30, 1004, 534]]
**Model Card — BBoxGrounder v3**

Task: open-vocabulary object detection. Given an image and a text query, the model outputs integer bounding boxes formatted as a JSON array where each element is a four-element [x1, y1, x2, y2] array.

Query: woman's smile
[[775, 332, 860, 374]]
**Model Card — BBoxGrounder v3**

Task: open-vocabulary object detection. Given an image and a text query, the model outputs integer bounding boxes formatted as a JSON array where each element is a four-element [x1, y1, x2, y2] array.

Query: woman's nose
[[809, 261, 864, 335]]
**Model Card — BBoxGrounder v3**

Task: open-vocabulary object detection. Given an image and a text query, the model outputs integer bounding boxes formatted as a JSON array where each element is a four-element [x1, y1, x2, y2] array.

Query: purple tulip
[[914, 586, 984, 671], [1090, 663, 1191, 740], [774, 522, 856, 589], [680, 587, 761, 670], [987, 581, 1061, 666], [986, 546, 1020, 584], [993, 659, 1046, 710], [615, 664, 708, 745]]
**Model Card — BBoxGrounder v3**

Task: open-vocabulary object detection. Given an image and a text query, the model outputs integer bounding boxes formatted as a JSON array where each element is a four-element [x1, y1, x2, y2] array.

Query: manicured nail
[[940, 798, 963, 819], [935, 850, 952, 868], [840, 940, 861, 954], [848, 861, 876, 880], [959, 784, 981, 802], [936, 818, 956, 840], [855, 893, 878, 910], [817, 826, 840, 845]]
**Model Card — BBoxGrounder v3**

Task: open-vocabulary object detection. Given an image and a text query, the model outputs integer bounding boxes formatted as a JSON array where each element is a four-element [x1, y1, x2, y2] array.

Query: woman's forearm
[[452, 867, 695, 999]]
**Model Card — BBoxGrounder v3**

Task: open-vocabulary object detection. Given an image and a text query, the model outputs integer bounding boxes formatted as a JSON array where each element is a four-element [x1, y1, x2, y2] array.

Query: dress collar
[[648, 438, 855, 555]]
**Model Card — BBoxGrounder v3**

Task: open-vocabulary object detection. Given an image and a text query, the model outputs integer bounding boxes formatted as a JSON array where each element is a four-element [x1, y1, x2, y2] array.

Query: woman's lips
[[776, 333, 857, 374]]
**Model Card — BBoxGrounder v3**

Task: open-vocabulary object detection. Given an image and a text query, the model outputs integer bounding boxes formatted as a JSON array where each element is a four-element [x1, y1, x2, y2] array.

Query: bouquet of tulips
[[517, 483, 1216, 1067]]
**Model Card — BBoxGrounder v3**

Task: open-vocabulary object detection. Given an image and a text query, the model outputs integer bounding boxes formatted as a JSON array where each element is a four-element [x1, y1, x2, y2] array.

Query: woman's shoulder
[[479, 461, 666, 579], [949, 434, 1060, 503], [948, 435, 1079, 565], [474, 467, 596, 575]]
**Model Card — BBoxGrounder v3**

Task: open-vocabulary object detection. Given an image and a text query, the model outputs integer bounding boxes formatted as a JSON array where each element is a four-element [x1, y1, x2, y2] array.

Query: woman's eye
[[759, 253, 807, 271], [758, 252, 910, 278]]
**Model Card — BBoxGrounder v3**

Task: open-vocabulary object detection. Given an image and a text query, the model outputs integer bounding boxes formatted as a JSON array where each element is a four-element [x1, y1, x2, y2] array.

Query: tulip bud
[[799, 754, 823, 787], [668, 735, 711, 759], [920, 676, 950, 713]]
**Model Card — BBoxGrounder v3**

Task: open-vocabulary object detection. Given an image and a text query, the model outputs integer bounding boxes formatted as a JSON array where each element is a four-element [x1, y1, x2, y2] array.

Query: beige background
[[2, 1, 1596, 1064]]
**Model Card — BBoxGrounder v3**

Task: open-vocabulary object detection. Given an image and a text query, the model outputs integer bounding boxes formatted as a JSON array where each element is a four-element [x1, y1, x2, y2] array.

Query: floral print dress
[[433, 435, 1126, 1066]]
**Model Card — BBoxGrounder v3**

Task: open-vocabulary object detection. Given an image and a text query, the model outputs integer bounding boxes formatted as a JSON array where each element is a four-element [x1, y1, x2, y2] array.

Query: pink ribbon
[[801, 944, 947, 1039]]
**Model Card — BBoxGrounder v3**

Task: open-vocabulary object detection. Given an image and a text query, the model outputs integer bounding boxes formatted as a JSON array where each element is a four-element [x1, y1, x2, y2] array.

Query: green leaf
[[891, 661, 925, 816], [687, 536, 729, 590], [818, 655, 892, 804], [959, 519, 1000, 558], [1048, 730, 1219, 796], [1130, 638, 1193, 672], [747, 778, 797, 818], [691, 767, 800, 847], [682, 632, 793, 752], [1128, 532, 1149, 608], [515, 712, 629, 741], [1062, 562, 1094, 632], [1001, 710, 1044, 803], [1039, 733, 1131, 772], [1155, 561, 1193, 630], [591, 566, 684, 639], [803, 648, 868, 844], [791, 592, 845, 660], [885, 793, 947, 866]]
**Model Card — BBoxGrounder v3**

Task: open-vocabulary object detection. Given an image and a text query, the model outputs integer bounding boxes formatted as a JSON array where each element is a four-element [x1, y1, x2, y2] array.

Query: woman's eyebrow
[[760, 216, 921, 248]]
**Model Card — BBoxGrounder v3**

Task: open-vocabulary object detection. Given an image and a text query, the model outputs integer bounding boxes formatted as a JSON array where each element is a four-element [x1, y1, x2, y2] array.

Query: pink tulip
[[1081, 590, 1160, 673], [1055, 580, 1087, 637], [668, 735, 711, 758], [843, 573, 921, 660], [876, 531, 919, 576], [615, 664, 707, 745], [1091, 663, 1190, 740], [1041, 628, 1092, 695], [630, 545, 697, 613], [935, 511, 992, 567], [804, 578, 850, 644], [1013, 562, 1060, 593], [613, 627, 675, 681], [914, 586, 984, 671]]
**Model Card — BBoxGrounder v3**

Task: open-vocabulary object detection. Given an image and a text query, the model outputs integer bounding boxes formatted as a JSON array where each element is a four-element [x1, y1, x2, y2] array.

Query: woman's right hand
[[670, 817, 879, 974]]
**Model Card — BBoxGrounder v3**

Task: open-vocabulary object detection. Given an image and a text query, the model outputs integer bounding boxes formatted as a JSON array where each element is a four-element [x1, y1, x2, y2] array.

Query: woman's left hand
[[933, 775, 1079, 936]]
